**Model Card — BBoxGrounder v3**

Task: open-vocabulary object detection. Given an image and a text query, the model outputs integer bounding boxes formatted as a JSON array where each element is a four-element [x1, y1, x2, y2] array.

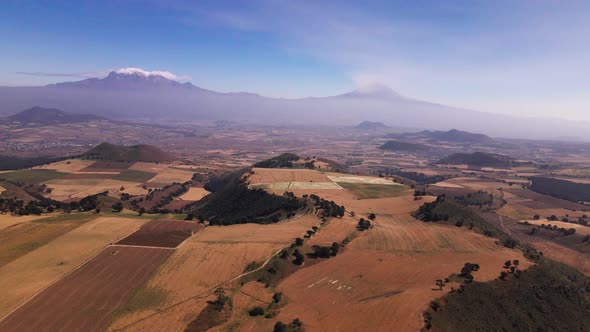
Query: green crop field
[[0, 169, 67, 185], [338, 183, 408, 199], [114, 170, 157, 183]]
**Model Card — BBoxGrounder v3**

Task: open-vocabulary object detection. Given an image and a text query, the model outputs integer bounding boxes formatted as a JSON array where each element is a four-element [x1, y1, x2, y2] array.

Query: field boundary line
[[111, 245, 287, 331], [0, 220, 147, 323], [109, 244, 176, 250]]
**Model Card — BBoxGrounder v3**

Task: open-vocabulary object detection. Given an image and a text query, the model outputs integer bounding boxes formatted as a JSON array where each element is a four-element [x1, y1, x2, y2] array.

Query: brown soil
[[116, 220, 202, 248], [0, 247, 172, 332]]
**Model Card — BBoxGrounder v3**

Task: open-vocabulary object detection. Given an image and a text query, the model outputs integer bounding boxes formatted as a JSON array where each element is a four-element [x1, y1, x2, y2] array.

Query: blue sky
[[1, 0, 589, 121]]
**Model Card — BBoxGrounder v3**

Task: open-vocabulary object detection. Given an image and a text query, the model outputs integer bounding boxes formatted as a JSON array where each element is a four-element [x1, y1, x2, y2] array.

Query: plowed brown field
[[116, 220, 202, 248], [0, 247, 172, 332]]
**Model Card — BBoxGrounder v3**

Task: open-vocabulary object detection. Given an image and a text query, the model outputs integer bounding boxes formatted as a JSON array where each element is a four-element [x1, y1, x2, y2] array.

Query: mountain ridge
[[1, 70, 588, 139], [1, 106, 104, 125]]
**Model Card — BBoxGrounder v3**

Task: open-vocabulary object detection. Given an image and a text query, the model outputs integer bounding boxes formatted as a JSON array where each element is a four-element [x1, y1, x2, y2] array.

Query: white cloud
[[114, 67, 192, 81]]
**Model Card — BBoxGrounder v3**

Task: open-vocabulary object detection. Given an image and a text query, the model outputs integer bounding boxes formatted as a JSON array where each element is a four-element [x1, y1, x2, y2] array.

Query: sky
[[1, 0, 589, 121]]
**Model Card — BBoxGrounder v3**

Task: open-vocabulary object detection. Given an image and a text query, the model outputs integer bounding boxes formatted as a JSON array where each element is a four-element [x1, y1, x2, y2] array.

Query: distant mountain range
[[0, 106, 104, 126], [1, 70, 588, 139], [388, 129, 495, 145]]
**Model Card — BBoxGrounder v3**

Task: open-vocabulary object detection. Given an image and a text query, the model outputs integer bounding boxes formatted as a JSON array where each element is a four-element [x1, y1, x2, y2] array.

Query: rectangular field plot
[[327, 175, 397, 185], [0, 247, 172, 332], [249, 168, 331, 183], [115, 220, 202, 248], [250, 181, 342, 190], [339, 183, 408, 199], [81, 161, 134, 172]]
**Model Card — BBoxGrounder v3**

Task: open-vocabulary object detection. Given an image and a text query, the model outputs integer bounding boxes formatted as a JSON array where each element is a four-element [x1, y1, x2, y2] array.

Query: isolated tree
[[95, 207, 101, 214], [330, 242, 340, 256], [279, 249, 290, 259], [512, 259, 520, 267], [112, 202, 123, 212], [368, 213, 376, 220], [499, 271, 508, 280], [248, 306, 265, 316], [295, 237, 304, 246], [293, 249, 304, 265], [213, 287, 228, 311], [504, 260, 512, 269], [138, 207, 146, 216], [272, 292, 282, 303], [273, 321, 287, 332]]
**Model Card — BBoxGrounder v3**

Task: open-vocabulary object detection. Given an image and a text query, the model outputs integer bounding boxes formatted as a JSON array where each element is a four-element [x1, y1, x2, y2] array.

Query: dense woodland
[[436, 152, 513, 167], [428, 259, 590, 331], [529, 176, 590, 202], [186, 169, 305, 225]]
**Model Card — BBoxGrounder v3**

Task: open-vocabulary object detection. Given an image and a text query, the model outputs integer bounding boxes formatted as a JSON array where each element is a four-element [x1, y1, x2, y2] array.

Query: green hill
[[437, 152, 513, 167], [82, 142, 175, 163], [379, 140, 429, 152], [429, 259, 590, 331]]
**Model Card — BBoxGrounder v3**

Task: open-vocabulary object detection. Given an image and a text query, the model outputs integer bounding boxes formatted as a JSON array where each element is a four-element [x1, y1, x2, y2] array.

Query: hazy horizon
[[2, 1, 590, 122]]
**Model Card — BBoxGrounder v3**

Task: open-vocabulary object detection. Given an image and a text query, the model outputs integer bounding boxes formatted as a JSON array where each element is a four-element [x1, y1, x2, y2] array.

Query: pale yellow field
[[179, 187, 210, 201], [195, 215, 318, 244], [327, 174, 398, 185], [129, 162, 170, 173], [497, 202, 585, 221], [249, 168, 330, 184], [43, 179, 141, 200], [147, 168, 194, 184], [0, 217, 146, 318], [532, 241, 590, 276], [33, 159, 95, 173], [120, 185, 150, 196], [522, 218, 590, 236], [431, 181, 465, 188], [263, 210, 531, 332], [108, 215, 319, 331], [0, 214, 47, 231], [307, 215, 358, 247], [274, 246, 529, 332], [250, 182, 342, 190], [339, 195, 436, 215]]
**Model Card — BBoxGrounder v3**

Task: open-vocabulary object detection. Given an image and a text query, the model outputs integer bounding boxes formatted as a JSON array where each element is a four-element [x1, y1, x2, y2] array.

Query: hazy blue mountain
[[0, 71, 588, 139]]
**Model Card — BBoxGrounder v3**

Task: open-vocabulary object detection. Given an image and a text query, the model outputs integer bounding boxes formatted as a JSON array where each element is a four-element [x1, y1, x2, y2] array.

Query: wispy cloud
[[16, 71, 109, 78], [170, 0, 590, 120], [17, 67, 192, 82]]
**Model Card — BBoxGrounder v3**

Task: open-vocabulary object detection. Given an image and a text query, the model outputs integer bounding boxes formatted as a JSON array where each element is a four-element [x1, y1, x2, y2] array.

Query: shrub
[[248, 306, 265, 316]]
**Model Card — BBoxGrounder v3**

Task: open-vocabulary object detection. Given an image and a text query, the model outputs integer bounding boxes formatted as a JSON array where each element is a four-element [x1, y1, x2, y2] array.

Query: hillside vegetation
[[253, 153, 300, 168], [0, 155, 67, 171], [437, 152, 513, 167], [1, 106, 103, 126], [82, 142, 175, 162], [379, 140, 429, 152], [187, 169, 305, 225], [529, 176, 590, 203], [429, 259, 590, 331]]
